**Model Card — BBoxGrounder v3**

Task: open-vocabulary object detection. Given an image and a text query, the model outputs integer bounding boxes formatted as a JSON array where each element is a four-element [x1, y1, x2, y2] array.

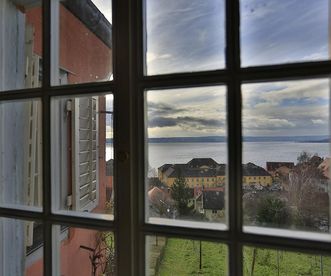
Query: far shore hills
[[106, 135, 330, 144]]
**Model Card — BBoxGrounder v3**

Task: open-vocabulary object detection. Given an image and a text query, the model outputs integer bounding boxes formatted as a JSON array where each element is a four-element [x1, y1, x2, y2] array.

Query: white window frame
[[0, 1, 330, 276]]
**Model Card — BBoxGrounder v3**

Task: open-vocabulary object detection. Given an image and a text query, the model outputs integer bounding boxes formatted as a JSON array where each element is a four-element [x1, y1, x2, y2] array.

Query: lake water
[[106, 142, 330, 170]]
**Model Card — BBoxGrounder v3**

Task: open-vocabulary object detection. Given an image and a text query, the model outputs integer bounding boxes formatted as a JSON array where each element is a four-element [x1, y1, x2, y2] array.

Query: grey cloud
[[177, 116, 224, 128], [148, 117, 178, 128], [148, 102, 188, 116], [148, 116, 224, 130]]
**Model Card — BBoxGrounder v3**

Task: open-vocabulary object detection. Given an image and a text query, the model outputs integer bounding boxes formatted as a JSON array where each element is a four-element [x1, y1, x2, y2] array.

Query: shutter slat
[[72, 97, 99, 211]]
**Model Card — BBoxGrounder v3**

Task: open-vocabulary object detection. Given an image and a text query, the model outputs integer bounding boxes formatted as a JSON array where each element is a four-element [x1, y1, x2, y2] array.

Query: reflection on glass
[[243, 246, 331, 275], [241, 0, 329, 67], [144, 0, 225, 75], [0, 99, 42, 210], [242, 79, 330, 233], [54, 226, 115, 276], [51, 94, 114, 219], [146, 86, 227, 229], [146, 236, 227, 276], [54, 0, 113, 85], [0, 218, 44, 276], [0, 1, 42, 91]]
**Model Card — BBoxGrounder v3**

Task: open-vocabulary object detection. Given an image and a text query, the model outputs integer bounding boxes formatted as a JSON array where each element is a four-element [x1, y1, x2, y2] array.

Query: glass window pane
[[146, 235, 228, 275], [242, 79, 330, 236], [0, 99, 42, 210], [51, 93, 114, 220], [52, 0, 113, 85], [241, 0, 329, 67], [0, 1, 42, 91], [243, 246, 331, 275], [54, 226, 115, 276], [146, 86, 227, 230], [144, 0, 225, 75], [0, 218, 44, 276]]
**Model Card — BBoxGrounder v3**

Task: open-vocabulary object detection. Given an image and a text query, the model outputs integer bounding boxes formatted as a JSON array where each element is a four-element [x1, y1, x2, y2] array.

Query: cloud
[[312, 119, 325, 125], [145, 0, 225, 74], [244, 118, 295, 130], [177, 116, 224, 128], [242, 79, 330, 136], [148, 116, 224, 130], [148, 117, 178, 128], [148, 102, 188, 117], [146, 52, 172, 63], [241, 0, 328, 66]]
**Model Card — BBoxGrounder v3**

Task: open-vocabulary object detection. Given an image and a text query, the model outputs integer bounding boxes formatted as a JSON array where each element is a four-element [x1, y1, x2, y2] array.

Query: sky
[[92, 0, 330, 138], [91, 0, 112, 23], [242, 79, 330, 136], [147, 86, 226, 137]]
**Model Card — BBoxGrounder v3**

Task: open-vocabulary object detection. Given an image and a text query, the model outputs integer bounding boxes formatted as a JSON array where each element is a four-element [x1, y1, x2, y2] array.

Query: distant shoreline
[[106, 136, 330, 144]]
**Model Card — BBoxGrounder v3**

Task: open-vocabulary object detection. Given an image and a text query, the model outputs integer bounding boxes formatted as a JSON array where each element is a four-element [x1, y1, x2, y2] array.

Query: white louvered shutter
[[24, 25, 42, 247], [72, 97, 99, 211]]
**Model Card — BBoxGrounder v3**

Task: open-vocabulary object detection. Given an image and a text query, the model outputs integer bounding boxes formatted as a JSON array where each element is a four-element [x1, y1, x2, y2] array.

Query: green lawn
[[157, 238, 228, 275], [156, 239, 331, 276], [243, 247, 331, 276]]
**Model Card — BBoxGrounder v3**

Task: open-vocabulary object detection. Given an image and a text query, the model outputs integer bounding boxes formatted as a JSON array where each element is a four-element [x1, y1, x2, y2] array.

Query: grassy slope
[[157, 239, 331, 276], [243, 247, 331, 276], [157, 238, 227, 275]]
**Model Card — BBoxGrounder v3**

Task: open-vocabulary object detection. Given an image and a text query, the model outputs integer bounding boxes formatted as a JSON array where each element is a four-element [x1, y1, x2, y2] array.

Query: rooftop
[[187, 158, 219, 168], [203, 191, 224, 210], [243, 163, 271, 177]]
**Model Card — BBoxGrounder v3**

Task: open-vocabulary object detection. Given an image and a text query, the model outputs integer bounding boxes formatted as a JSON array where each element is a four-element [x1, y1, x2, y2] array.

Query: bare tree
[[288, 154, 326, 229], [80, 232, 115, 276]]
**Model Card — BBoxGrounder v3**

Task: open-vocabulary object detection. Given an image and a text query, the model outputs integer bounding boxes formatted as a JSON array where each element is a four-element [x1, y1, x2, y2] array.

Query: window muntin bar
[[0, 0, 330, 275]]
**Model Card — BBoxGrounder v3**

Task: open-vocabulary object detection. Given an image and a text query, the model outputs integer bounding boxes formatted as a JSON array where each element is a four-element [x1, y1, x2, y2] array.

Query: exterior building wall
[[163, 176, 224, 188], [26, 228, 104, 276], [217, 176, 226, 185], [25, 258, 43, 276], [26, 4, 112, 84], [205, 209, 224, 222], [243, 176, 272, 186], [59, 5, 112, 84], [26, 7, 42, 56], [25, 4, 112, 276], [165, 178, 175, 187], [159, 167, 273, 188]]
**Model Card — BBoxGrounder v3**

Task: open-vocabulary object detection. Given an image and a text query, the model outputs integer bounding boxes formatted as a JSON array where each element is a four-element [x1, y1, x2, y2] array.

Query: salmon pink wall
[[26, 4, 112, 84], [25, 4, 112, 276], [25, 228, 105, 276], [26, 8, 42, 57], [59, 5, 112, 84]]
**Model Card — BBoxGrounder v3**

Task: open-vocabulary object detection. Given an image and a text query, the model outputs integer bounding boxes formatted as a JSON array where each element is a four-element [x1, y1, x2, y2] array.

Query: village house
[[266, 161, 295, 179], [158, 158, 272, 188], [158, 158, 226, 188], [194, 190, 225, 222], [242, 163, 272, 187]]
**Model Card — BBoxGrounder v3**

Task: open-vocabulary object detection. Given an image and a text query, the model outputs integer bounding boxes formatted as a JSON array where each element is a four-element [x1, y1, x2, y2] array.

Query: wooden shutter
[[24, 25, 42, 247], [72, 97, 99, 211]]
